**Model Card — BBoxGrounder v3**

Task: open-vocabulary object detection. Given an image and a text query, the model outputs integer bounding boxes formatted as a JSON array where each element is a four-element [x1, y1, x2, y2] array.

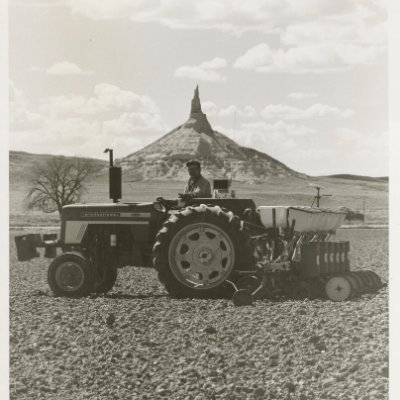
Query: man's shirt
[[184, 175, 212, 198]]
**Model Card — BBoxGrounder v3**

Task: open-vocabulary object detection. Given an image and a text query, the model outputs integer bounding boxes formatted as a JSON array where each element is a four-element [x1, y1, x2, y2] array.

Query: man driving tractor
[[179, 160, 212, 200]]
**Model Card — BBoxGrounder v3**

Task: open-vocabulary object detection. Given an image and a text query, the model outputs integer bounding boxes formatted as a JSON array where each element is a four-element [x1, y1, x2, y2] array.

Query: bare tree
[[27, 156, 102, 216]]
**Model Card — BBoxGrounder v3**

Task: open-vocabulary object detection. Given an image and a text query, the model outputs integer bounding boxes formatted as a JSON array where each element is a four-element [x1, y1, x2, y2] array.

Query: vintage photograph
[[7, 0, 389, 399]]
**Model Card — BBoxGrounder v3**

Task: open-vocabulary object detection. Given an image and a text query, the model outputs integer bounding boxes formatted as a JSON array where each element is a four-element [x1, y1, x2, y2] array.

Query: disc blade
[[363, 270, 378, 290], [364, 270, 382, 289], [325, 275, 352, 301], [343, 273, 359, 297], [347, 272, 364, 294], [355, 270, 371, 288]]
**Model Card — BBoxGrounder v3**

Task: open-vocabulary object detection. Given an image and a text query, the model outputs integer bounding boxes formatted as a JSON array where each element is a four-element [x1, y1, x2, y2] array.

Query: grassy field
[[10, 174, 388, 226]]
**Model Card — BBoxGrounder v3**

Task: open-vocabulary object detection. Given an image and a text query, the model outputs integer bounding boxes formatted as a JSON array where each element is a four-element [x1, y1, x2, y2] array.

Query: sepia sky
[[8, 0, 388, 176]]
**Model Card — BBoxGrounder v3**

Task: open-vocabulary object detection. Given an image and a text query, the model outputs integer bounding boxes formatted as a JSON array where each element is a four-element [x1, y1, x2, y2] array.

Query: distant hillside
[[326, 174, 388, 183], [9, 151, 107, 186], [9, 150, 389, 226]]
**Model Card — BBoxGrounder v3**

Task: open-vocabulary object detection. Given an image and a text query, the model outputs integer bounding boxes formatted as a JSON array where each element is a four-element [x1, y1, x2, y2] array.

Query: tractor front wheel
[[48, 252, 94, 297], [93, 266, 118, 294]]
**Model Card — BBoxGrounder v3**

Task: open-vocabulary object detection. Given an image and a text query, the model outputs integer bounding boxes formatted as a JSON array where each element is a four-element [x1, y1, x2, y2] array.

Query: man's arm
[[183, 182, 189, 194], [191, 177, 212, 198]]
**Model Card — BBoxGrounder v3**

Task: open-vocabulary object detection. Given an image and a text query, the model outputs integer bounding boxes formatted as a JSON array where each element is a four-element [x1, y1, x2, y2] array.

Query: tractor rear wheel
[[48, 252, 93, 297], [152, 204, 253, 298]]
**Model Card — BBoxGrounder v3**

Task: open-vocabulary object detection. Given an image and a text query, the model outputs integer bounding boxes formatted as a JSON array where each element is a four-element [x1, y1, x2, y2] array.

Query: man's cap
[[186, 159, 201, 168]]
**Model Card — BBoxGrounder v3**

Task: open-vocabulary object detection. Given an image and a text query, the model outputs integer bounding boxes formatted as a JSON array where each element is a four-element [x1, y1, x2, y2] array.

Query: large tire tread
[[152, 205, 254, 298]]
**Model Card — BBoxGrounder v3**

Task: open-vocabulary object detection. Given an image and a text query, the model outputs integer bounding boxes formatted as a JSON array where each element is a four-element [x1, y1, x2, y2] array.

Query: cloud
[[288, 92, 319, 99], [201, 101, 218, 115], [65, 0, 385, 35], [103, 112, 168, 136], [240, 121, 315, 137], [233, 42, 385, 73], [9, 81, 46, 131], [336, 127, 387, 155], [174, 67, 225, 82], [213, 120, 316, 170], [201, 101, 351, 120], [10, 116, 167, 160], [10, 117, 102, 157], [233, 43, 273, 71], [10, 108, 47, 131], [213, 121, 387, 175], [218, 105, 257, 118], [261, 103, 354, 119], [231, 5, 386, 74], [40, 83, 159, 116], [331, 128, 388, 173], [44, 118, 101, 144], [174, 57, 227, 82], [199, 58, 227, 69], [196, 102, 258, 118], [281, 20, 387, 47], [214, 120, 315, 153], [10, 84, 168, 158], [87, 84, 160, 114], [40, 95, 87, 115], [63, 1, 386, 74], [42, 61, 94, 75]]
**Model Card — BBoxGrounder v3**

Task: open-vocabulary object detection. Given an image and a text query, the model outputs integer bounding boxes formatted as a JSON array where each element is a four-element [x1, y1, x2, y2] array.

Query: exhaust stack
[[104, 148, 122, 203]]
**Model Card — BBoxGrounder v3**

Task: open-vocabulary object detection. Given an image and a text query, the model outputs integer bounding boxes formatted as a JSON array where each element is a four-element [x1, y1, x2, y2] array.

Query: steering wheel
[[155, 197, 178, 211], [156, 197, 167, 205]]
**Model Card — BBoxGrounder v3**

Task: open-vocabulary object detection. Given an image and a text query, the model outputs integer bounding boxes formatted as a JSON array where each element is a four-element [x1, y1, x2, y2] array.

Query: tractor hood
[[62, 202, 155, 221], [60, 202, 163, 245]]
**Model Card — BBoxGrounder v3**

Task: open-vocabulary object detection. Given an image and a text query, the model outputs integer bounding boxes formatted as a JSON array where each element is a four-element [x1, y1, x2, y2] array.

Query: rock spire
[[186, 85, 213, 136], [190, 84, 203, 115], [120, 85, 303, 181]]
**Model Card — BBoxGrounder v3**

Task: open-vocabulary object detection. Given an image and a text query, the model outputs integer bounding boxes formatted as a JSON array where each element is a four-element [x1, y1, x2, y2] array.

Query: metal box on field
[[300, 240, 350, 277], [15, 234, 40, 261], [300, 242, 320, 277]]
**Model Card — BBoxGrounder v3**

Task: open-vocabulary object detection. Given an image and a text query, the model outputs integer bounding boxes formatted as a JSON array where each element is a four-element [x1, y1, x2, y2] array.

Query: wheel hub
[[55, 261, 85, 292], [168, 223, 235, 289], [197, 247, 214, 264]]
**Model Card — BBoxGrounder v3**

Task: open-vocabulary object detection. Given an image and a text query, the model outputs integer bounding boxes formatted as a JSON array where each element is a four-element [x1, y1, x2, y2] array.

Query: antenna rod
[[310, 185, 331, 207]]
